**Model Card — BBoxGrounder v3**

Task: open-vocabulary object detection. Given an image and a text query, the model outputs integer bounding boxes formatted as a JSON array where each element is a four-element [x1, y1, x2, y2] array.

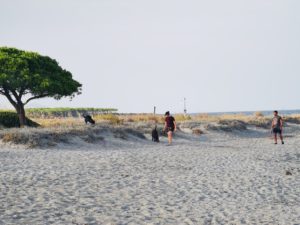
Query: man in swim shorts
[[271, 110, 284, 144]]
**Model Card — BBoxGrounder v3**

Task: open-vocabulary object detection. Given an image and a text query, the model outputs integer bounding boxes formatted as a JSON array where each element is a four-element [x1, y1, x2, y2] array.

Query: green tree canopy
[[0, 47, 82, 126]]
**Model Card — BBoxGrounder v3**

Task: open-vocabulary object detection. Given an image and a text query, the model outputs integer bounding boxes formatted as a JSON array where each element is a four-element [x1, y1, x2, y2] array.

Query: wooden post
[[184, 98, 187, 115]]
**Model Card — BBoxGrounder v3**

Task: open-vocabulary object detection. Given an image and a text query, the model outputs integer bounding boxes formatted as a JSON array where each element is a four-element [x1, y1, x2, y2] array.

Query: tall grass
[[2, 106, 300, 129], [94, 114, 123, 125], [26, 107, 118, 118], [192, 113, 250, 122], [174, 114, 192, 122], [33, 118, 82, 128], [94, 114, 163, 124], [254, 111, 264, 117], [121, 114, 164, 123]]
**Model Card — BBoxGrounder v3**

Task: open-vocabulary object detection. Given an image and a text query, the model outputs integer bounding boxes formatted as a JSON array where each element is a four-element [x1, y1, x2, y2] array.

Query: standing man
[[164, 111, 176, 145], [271, 110, 284, 144]]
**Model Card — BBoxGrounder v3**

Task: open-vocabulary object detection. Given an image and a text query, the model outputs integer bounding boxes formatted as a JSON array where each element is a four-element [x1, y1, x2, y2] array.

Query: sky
[[0, 0, 300, 113]]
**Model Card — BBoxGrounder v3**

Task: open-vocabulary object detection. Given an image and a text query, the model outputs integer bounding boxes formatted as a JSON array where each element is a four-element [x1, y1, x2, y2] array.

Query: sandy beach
[[0, 124, 299, 225], [2, 0, 300, 224]]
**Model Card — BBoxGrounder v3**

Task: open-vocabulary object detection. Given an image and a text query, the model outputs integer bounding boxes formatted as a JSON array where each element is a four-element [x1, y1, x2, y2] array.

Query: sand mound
[[0, 125, 146, 148], [0, 128, 299, 224], [204, 120, 247, 132]]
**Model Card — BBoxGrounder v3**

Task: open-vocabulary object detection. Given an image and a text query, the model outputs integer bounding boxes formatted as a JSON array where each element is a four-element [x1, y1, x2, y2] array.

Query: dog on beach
[[152, 126, 159, 142], [83, 114, 95, 125]]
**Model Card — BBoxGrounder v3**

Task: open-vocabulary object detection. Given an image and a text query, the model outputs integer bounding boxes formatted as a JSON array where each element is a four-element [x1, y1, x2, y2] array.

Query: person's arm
[[280, 117, 283, 130], [164, 121, 167, 131], [271, 118, 274, 129]]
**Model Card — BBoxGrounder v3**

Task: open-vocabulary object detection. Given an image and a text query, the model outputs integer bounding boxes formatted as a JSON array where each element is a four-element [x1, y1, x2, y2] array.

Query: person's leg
[[274, 133, 278, 144], [168, 131, 173, 144], [279, 131, 284, 144]]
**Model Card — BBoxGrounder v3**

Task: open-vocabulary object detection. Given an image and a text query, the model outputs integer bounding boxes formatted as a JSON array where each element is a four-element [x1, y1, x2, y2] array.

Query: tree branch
[[8, 89, 22, 104], [3, 88, 18, 109], [24, 93, 49, 105], [18, 86, 26, 98]]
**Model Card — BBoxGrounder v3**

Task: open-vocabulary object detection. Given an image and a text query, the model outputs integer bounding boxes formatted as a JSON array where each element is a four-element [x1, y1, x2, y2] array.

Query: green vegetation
[[26, 107, 118, 118], [0, 111, 39, 128], [0, 47, 82, 126]]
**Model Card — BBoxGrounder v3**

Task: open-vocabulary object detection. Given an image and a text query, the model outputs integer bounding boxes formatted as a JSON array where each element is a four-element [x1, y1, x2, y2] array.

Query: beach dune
[[0, 124, 299, 224]]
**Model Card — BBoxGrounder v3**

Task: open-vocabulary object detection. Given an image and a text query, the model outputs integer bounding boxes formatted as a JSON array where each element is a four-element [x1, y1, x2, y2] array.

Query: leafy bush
[[0, 111, 39, 128]]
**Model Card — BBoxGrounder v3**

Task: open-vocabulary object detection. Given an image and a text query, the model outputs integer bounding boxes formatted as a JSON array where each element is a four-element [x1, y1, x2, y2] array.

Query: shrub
[[218, 120, 247, 130], [124, 117, 135, 123], [1, 133, 17, 143], [254, 111, 264, 117], [174, 114, 192, 122], [94, 114, 123, 125], [192, 128, 204, 135], [0, 111, 39, 128], [284, 115, 300, 124], [205, 120, 247, 132], [247, 118, 271, 129]]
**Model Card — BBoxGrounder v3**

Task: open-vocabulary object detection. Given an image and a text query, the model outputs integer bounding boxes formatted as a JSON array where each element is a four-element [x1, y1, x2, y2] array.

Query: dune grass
[[2, 107, 300, 129], [32, 118, 82, 128], [2, 111, 300, 148], [30, 112, 271, 127], [26, 107, 118, 118]]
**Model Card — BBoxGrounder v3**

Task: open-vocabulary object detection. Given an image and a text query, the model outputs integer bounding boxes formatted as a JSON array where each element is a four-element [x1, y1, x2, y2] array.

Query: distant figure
[[83, 114, 95, 125], [164, 111, 176, 145], [271, 110, 284, 144], [152, 125, 159, 142]]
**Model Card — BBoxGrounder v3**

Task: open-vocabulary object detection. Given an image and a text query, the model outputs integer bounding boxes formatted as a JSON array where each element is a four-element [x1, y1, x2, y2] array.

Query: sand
[[0, 127, 299, 224]]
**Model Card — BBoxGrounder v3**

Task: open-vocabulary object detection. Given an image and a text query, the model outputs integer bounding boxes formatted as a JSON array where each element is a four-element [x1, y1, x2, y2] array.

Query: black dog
[[83, 114, 95, 125], [152, 126, 159, 142]]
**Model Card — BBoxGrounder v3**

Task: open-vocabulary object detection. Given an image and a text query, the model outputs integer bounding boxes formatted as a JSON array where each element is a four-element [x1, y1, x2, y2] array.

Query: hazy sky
[[1, 0, 299, 113]]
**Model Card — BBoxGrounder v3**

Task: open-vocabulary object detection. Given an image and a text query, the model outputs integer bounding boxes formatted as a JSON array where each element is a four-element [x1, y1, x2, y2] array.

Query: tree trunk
[[16, 104, 27, 127]]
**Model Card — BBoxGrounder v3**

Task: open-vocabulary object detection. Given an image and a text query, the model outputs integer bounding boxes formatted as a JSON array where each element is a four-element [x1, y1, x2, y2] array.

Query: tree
[[0, 47, 82, 127]]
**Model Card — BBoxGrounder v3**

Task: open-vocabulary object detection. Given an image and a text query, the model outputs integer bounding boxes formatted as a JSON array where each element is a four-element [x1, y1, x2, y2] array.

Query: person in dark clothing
[[271, 110, 284, 144], [164, 111, 176, 145], [83, 114, 95, 125]]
